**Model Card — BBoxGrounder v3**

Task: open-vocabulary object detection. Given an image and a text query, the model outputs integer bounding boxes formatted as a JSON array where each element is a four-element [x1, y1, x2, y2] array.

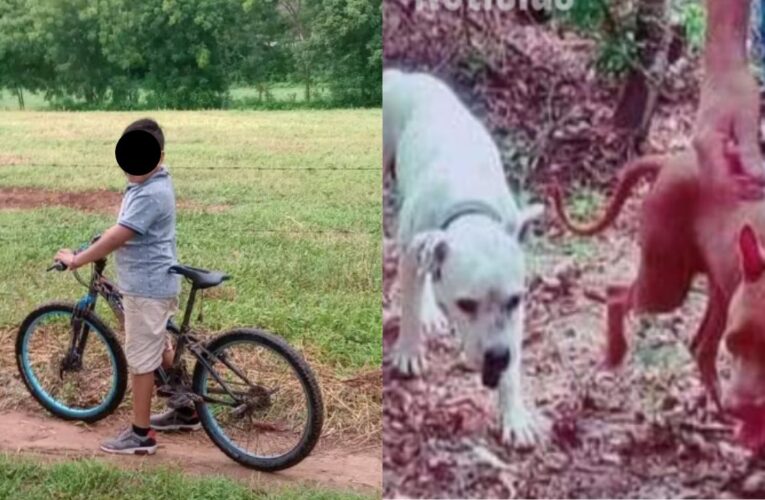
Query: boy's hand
[[54, 249, 78, 270]]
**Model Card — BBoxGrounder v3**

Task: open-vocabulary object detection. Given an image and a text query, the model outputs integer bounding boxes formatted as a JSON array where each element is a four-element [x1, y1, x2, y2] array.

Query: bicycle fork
[[61, 294, 96, 376]]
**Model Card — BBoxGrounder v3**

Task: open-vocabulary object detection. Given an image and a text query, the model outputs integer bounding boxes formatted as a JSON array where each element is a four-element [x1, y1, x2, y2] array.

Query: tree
[[0, 0, 50, 109], [563, 0, 694, 153], [31, 0, 119, 106], [224, 0, 291, 100], [279, 0, 320, 102], [0, 0, 382, 109], [612, 0, 673, 149], [98, 0, 241, 109], [311, 0, 382, 106]]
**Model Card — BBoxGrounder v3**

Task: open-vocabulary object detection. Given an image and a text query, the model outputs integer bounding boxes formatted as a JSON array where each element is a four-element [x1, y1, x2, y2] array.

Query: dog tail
[[549, 155, 663, 236]]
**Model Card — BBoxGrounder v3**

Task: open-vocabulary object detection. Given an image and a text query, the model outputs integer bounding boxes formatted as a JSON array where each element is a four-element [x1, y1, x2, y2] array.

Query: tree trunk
[[304, 70, 311, 102], [613, 0, 671, 151], [15, 87, 25, 110]]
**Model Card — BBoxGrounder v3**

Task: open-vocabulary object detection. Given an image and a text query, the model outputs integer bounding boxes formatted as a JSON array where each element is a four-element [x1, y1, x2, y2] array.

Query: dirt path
[[0, 410, 381, 494], [0, 186, 229, 214]]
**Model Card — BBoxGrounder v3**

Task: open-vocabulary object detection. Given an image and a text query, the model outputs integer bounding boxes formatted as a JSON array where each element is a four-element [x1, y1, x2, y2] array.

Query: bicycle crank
[[231, 385, 273, 418]]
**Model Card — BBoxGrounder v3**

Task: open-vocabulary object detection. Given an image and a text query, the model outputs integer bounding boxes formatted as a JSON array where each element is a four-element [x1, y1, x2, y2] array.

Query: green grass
[[0, 454, 375, 500], [0, 110, 381, 371], [229, 84, 327, 103], [0, 90, 48, 111]]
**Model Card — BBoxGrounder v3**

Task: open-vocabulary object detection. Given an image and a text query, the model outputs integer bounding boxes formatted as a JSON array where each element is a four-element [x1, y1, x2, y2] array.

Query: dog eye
[[504, 294, 522, 313], [456, 299, 479, 316]]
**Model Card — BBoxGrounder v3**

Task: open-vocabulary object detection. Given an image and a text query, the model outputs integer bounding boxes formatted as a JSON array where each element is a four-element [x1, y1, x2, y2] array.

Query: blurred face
[[116, 128, 163, 181], [126, 152, 164, 183], [431, 230, 527, 389], [723, 225, 765, 450]]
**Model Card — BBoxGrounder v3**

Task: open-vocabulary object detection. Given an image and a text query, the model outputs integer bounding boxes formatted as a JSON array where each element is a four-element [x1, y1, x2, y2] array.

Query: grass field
[[0, 454, 374, 499], [0, 110, 381, 371], [229, 84, 327, 103]]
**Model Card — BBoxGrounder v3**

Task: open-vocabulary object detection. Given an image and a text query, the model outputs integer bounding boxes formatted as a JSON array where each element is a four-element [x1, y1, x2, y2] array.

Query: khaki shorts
[[124, 295, 179, 375]]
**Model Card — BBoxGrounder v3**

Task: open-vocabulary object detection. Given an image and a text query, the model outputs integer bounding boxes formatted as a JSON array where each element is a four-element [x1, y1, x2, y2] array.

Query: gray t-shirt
[[115, 166, 180, 299]]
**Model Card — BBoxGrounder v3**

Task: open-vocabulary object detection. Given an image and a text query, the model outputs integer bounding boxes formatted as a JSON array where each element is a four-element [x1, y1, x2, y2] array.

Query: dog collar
[[439, 200, 504, 230]]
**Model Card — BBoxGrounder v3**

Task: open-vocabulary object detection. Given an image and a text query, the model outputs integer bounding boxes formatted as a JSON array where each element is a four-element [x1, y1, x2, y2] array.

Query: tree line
[[0, 0, 381, 109]]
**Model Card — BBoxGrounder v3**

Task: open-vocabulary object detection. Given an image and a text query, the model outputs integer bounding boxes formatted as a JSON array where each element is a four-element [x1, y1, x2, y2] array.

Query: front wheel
[[192, 329, 324, 471], [15, 302, 128, 422]]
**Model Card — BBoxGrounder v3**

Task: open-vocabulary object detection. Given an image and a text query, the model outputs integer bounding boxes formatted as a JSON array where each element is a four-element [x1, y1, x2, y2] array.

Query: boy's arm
[[55, 224, 135, 270]]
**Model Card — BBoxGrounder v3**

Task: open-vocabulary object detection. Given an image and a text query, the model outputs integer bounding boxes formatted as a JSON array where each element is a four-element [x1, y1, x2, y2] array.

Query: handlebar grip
[[47, 261, 67, 272]]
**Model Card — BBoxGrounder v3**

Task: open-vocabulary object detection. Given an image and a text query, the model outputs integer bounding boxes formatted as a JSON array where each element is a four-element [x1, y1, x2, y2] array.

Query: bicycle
[[15, 235, 324, 471]]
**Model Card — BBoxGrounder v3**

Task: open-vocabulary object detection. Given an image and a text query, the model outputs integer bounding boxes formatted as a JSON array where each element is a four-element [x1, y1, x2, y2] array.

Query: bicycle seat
[[169, 265, 230, 289]]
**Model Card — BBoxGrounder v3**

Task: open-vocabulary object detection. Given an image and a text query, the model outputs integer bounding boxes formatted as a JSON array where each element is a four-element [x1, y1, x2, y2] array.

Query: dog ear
[[738, 224, 765, 282], [410, 231, 449, 280], [510, 203, 545, 242]]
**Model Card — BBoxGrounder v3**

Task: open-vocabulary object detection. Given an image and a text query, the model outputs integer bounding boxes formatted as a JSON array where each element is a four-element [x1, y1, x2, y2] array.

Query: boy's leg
[[132, 371, 155, 428], [162, 345, 174, 369], [151, 325, 201, 431], [152, 341, 174, 387], [101, 296, 177, 455]]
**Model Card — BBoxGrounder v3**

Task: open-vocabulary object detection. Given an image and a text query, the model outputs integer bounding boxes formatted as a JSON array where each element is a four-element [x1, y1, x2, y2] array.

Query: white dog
[[384, 69, 546, 447]]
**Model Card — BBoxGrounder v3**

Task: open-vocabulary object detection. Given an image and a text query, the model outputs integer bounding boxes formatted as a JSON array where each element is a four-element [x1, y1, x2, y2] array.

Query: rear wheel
[[15, 302, 127, 422], [192, 329, 323, 471]]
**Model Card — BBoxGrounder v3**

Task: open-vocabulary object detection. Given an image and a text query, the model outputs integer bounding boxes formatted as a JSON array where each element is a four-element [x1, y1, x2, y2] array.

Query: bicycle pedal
[[166, 389, 203, 409]]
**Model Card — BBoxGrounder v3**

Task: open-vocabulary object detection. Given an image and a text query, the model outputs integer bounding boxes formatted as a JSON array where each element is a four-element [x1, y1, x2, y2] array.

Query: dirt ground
[[0, 187, 124, 213], [382, 198, 765, 498], [0, 410, 381, 493], [0, 186, 229, 214]]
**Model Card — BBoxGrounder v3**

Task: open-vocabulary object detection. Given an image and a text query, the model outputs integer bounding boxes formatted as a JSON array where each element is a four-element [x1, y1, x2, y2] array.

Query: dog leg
[[604, 284, 633, 368], [392, 246, 427, 376], [420, 273, 449, 336], [499, 312, 548, 448], [691, 287, 727, 412]]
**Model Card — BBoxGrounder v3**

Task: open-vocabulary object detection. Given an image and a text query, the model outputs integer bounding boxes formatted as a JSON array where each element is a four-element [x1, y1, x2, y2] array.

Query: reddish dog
[[551, 150, 765, 450]]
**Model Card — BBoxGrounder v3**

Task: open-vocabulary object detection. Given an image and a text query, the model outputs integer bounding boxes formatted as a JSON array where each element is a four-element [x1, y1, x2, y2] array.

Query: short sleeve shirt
[[116, 166, 180, 298]]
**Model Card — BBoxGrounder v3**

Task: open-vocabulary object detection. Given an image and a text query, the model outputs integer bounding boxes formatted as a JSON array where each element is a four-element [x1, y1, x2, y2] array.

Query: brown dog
[[551, 150, 765, 450]]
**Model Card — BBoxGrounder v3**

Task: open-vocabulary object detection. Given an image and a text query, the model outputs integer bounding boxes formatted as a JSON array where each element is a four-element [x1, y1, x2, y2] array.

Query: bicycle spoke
[[24, 312, 116, 411], [200, 338, 310, 460]]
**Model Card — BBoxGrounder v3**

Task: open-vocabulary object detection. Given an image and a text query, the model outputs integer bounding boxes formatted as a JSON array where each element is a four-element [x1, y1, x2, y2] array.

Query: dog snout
[[481, 347, 510, 389]]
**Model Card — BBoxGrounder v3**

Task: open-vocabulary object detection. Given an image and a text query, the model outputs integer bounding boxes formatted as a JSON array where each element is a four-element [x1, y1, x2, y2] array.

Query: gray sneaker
[[150, 408, 201, 431], [100, 427, 157, 455]]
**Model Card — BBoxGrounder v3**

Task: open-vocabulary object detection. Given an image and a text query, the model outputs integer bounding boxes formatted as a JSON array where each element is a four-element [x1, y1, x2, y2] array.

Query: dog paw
[[500, 407, 549, 449], [391, 344, 427, 377], [421, 309, 449, 336]]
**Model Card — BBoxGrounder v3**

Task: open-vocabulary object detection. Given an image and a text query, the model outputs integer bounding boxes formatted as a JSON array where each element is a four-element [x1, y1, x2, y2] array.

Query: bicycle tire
[[16, 302, 128, 422], [192, 328, 324, 471]]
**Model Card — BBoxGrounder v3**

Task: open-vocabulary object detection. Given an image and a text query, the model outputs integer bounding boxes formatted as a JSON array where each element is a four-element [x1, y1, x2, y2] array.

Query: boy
[[55, 118, 198, 455]]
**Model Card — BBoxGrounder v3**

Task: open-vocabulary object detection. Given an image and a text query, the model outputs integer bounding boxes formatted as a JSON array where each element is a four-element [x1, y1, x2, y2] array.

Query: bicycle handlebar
[[48, 233, 102, 272], [47, 261, 67, 272]]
